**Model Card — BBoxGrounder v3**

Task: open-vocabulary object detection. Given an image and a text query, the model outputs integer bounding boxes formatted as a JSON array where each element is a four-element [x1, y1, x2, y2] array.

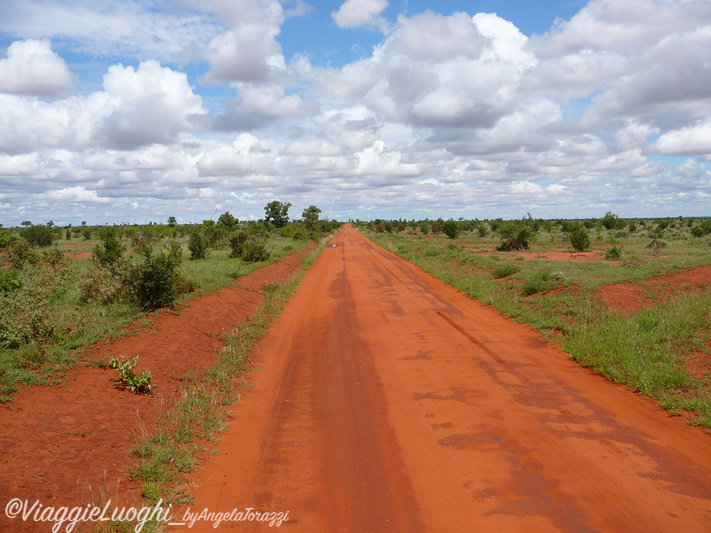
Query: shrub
[[23, 224, 54, 247], [497, 222, 536, 251], [79, 265, 124, 305], [7, 239, 40, 269], [241, 241, 270, 263], [521, 272, 551, 296], [493, 264, 521, 279], [443, 221, 461, 239], [0, 231, 17, 250], [604, 246, 623, 260], [0, 266, 56, 348], [42, 248, 66, 270], [0, 269, 20, 293], [93, 226, 125, 266], [228, 231, 249, 258], [124, 244, 183, 311], [601, 212, 625, 231], [566, 224, 591, 252], [691, 220, 711, 237], [188, 231, 207, 260], [418, 221, 430, 234]]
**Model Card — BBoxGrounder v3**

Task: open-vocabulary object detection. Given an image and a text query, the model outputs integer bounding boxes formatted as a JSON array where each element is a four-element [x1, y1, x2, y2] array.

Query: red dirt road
[[189, 226, 711, 532]]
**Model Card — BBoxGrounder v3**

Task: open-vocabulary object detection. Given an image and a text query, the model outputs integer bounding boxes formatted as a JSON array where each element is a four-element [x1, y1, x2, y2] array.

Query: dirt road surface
[[189, 225, 711, 532]]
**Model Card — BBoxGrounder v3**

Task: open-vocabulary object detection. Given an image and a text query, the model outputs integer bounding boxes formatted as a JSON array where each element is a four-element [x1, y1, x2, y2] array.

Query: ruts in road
[[189, 225, 711, 532]]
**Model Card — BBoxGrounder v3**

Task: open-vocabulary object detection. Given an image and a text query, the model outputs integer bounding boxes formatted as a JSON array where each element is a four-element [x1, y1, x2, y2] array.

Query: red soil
[[0, 246, 313, 532], [598, 265, 711, 315], [185, 226, 711, 531]]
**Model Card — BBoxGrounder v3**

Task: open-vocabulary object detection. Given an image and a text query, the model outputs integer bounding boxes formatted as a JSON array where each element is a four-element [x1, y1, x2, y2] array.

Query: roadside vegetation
[[359, 214, 711, 429], [125, 236, 331, 510], [0, 204, 340, 402]]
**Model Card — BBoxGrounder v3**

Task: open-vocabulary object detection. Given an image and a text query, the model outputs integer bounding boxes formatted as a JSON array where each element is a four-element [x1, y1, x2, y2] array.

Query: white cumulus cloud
[[0, 39, 74, 97], [332, 0, 388, 30]]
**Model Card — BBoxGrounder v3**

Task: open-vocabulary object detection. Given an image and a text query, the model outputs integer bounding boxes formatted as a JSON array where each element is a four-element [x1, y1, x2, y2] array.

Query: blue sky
[[0, 0, 710, 226]]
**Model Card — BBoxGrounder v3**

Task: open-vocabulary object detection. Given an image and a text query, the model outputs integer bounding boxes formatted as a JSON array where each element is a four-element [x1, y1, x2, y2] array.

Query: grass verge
[[122, 234, 331, 519]]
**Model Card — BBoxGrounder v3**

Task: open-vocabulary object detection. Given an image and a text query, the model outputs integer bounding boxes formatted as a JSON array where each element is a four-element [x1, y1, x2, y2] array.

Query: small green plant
[[492, 264, 521, 279], [647, 229, 667, 257], [109, 356, 153, 394], [605, 246, 623, 260], [521, 272, 551, 296]]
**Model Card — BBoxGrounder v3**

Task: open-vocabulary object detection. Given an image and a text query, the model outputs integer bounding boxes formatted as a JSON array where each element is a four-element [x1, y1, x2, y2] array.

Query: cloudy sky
[[1, 0, 710, 225]]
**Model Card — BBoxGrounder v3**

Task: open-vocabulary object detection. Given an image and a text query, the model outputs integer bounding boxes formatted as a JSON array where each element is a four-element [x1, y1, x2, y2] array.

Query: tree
[[443, 221, 461, 239], [302, 205, 321, 229], [21, 221, 32, 227], [167, 216, 177, 227], [47, 221, 55, 228], [217, 211, 237, 227], [264, 201, 291, 228]]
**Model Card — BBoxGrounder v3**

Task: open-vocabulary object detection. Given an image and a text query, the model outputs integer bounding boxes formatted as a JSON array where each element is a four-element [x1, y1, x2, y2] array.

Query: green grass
[[364, 225, 711, 429], [0, 233, 311, 402]]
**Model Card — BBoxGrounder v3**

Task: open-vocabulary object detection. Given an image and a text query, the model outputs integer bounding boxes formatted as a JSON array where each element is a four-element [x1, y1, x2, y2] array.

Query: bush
[[492, 264, 521, 279], [0, 269, 20, 293], [42, 248, 66, 270], [521, 272, 551, 296], [23, 224, 54, 247], [188, 231, 207, 260], [604, 246, 623, 260], [0, 231, 17, 250], [7, 239, 40, 269], [0, 266, 56, 348], [124, 244, 183, 311], [566, 224, 591, 252], [691, 219, 711, 237], [93, 226, 125, 266], [79, 265, 124, 305], [241, 241, 270, 263], [228, 231, 249, 258], [443, 221, 461, 239], [497, 222, 536, 251]]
